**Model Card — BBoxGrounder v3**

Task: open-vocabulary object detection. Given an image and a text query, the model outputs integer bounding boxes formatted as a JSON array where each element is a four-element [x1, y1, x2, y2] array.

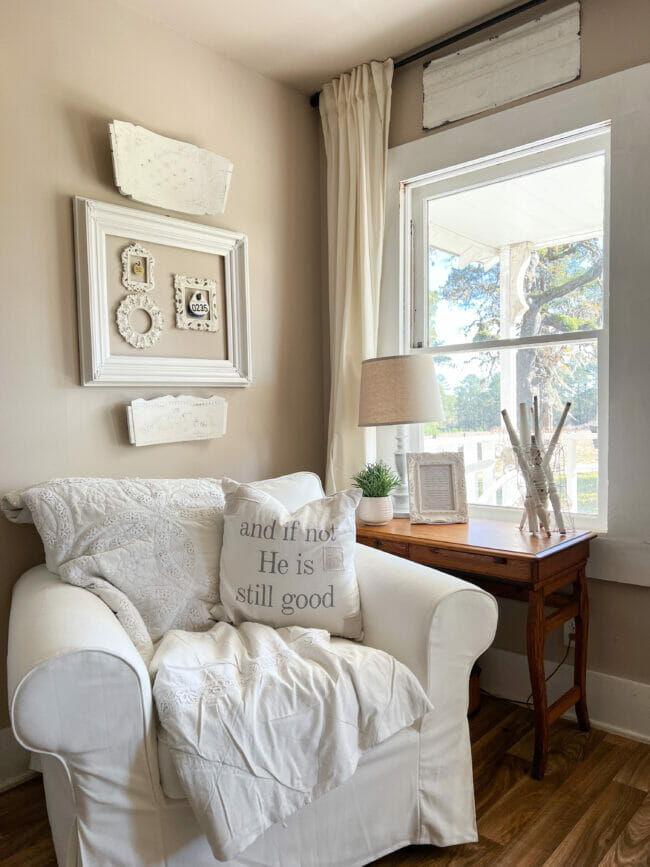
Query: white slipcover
[[7, 472, 498, 866]]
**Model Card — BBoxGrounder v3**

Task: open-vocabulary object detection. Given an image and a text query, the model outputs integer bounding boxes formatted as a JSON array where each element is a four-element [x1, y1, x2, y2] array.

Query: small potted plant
[[352, 460, 401, 526]]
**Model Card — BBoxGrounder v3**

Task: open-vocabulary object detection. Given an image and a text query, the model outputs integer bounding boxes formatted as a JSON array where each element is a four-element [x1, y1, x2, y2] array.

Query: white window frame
[[400, 123, 610, 531]]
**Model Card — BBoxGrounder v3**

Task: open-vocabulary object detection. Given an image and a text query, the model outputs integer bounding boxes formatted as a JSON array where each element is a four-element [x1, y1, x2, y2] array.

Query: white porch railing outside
[[423, 429, 597, 514]]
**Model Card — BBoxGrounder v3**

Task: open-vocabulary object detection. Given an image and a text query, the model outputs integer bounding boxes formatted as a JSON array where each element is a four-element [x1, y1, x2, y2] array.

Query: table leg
[[574, 566, 590, 731], [527, 588, 549, 779]]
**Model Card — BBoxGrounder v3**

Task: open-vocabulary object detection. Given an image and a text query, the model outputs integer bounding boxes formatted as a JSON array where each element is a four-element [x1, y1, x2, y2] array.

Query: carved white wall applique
[[116, 293, 164, 349], [174, 275, 219, 332], [423, 4, 581, 130], [126, 394, 228, 446], [121, 242, 155, 292], [109, 120, 233, 215]]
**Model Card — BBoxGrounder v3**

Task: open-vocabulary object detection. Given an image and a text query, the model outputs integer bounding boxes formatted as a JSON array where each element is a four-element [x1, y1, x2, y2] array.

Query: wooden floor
[[0, 697, 648, 866]]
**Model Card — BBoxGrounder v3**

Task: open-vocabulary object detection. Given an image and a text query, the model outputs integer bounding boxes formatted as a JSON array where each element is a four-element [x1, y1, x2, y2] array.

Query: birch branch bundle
[[502, 398, 571, 536]]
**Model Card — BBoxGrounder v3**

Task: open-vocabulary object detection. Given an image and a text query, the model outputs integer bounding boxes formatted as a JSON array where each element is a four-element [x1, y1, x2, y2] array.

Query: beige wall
[[390, 0, 650, 148], [385, 0, 650, 689], [0, 0, 323, 727]]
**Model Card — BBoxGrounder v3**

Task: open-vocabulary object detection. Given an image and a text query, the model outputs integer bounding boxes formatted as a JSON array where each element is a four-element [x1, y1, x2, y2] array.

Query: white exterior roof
[[428, 154, 605, 264]]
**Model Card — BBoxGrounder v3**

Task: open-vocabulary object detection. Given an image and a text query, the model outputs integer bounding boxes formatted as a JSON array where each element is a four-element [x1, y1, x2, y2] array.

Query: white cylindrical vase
[[357, 496, 393, 526]]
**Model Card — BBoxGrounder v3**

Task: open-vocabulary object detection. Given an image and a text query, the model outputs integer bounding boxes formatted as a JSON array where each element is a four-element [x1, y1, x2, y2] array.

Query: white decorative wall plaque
[[121, 242, 155, 292], [126, 395, 227, 446], [423, 3, 581, 130], [115, 293, 164, 349], [174, 275, 219, 332], [109, 120, 233, 215]]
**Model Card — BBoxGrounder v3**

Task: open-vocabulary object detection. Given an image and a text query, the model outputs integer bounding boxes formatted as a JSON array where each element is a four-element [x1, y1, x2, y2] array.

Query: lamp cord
[[481, 635, 574, 710]]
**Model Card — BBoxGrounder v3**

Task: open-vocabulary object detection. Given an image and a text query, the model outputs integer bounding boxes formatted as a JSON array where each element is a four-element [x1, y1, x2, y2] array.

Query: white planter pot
[[357, 496, 393, 526]]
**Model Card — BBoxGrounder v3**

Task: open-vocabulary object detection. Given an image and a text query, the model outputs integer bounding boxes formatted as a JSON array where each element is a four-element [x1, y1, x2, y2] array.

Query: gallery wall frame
[[73, 197, 251, 386]]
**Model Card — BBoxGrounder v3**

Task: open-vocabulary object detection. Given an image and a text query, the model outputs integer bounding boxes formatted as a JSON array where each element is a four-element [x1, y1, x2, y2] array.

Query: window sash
[[401, 124, 610, 530], [408, 127, 610, 353], [414, 328, 604, 357]]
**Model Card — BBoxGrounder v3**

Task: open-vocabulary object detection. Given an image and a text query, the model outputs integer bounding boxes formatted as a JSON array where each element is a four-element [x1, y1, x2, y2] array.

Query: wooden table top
[[356, 518, 595, 561]]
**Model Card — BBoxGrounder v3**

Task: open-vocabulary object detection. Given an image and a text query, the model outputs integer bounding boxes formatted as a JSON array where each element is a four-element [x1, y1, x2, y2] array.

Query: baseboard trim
[[480, 647, 650, 743], [0, 726, 34, 792]]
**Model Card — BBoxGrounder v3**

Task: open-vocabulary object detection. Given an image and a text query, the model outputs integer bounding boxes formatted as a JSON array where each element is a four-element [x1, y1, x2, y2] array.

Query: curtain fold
[[319, 58, 393, 493]]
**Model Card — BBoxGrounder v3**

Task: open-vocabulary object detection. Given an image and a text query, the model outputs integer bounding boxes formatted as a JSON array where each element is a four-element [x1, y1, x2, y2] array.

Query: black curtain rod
[[309, 0, 550, 108]]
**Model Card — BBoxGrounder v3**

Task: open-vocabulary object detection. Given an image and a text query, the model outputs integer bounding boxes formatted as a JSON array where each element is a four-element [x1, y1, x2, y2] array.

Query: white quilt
[[1, 477, 227, 661], [151, 621, 432, 862]]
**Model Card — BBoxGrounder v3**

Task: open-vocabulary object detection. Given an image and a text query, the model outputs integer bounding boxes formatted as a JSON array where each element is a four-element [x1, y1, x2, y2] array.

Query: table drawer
[[409, 544, 532, 581], [358, 537, 410, 558]]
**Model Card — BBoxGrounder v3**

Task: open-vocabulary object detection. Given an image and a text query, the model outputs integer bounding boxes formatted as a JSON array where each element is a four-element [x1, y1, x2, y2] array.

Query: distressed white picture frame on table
[[73, 197, 251, 386], [407, 452, 468, 524]]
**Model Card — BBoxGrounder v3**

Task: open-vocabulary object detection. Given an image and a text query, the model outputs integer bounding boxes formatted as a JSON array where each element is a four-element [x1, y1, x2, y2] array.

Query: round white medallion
[[116, 293, 164, 349]]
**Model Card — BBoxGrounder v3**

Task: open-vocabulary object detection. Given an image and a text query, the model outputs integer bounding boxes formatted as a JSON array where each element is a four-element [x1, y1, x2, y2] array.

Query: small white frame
[[115, 293, 164, 349], [407, 452, 468, 524], [73, 197, 251, 386], [174, 275, 219, 332], [121, 242, 155, 292]]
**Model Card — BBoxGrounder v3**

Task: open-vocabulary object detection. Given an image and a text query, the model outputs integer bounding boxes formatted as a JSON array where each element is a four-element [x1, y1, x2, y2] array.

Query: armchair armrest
[[355, 544, 498, 707], [8, 565, 168, 865], [8, 565, 154, 759]]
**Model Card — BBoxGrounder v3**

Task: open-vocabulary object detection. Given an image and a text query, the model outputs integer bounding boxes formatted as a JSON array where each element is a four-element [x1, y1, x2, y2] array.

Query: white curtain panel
[[319, 59, 393, 493]]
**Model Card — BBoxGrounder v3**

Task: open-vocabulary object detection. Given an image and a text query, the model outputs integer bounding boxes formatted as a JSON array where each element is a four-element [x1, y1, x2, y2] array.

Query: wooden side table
[[356, 518, 595, 779]]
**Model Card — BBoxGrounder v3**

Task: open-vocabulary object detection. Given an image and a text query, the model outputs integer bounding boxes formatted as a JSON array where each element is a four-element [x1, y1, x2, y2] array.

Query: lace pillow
[[219, 480, 363, 639], [2, 478, 226, 662]]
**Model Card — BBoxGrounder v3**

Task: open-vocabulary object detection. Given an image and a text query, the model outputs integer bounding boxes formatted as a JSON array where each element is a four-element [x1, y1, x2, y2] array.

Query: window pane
[[425, 155, 605, 348], [426, 340, 598, 514], [427, 246, 500, 346]]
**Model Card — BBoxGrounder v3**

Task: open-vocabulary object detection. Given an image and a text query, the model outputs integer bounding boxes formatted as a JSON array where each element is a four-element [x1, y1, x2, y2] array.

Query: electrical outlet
[[563, 618, 576, 646]]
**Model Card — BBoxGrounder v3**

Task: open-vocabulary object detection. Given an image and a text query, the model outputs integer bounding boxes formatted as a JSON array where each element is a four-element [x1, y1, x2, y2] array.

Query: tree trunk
[[516, 302, 541, 409]]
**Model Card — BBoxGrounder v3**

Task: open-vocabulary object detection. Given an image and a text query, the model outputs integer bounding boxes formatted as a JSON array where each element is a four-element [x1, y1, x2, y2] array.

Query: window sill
[[467, 503, 606, 534]]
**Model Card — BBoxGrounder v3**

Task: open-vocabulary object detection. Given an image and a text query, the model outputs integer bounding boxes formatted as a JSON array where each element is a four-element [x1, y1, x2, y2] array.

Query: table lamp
[[358, 354, 444, 517]]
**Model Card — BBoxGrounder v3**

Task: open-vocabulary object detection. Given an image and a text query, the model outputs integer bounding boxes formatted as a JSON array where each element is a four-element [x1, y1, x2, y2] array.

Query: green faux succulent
[[352, 461, 401, 498]]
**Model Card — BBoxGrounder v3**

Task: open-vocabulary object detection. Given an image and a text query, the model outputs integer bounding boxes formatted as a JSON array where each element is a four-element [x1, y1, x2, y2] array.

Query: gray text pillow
[[219, 480, 363, 638]]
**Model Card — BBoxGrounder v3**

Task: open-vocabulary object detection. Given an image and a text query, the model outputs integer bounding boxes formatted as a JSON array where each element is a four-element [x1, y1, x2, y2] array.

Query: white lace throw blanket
[[151, 622, 432, 862]]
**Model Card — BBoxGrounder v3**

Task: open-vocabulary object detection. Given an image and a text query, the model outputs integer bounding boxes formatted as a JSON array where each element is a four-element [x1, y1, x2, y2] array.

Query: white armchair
[[7, 474, 497, 867]]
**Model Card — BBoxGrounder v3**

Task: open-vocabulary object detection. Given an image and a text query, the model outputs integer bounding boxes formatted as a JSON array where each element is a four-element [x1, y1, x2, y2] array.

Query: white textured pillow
[[1, 478, 226, 661], [219, 480, 363, 638]]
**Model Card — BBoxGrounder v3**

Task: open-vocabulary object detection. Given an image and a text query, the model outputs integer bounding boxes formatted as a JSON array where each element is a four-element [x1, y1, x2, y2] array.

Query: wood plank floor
[[0, 696, 648, 866]]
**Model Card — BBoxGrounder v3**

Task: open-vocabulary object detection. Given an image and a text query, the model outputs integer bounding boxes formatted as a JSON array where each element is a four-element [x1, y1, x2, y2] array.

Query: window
[[404, 126, 609, 529]]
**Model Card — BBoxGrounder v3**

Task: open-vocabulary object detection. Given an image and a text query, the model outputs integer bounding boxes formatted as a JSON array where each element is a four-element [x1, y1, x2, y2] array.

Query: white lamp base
[[391, 425, 410, 518]]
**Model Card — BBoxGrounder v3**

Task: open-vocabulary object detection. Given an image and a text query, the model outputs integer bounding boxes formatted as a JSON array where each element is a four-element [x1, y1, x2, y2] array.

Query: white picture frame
[[73, 197, 251, 386], [115, 293, 164, 349], [174, 275, 219, 332], [121, 242, 155, 292], [407, 452, 468, 524]]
